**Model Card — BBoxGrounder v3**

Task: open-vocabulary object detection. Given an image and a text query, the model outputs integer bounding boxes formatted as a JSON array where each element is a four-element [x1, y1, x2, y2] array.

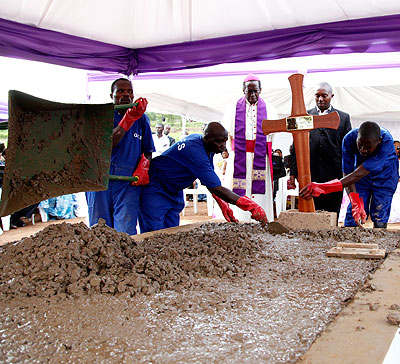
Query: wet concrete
[[0, 221, 399, 363]]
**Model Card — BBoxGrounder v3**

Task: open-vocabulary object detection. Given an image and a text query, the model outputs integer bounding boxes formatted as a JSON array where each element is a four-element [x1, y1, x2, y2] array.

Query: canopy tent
[[1, 0, 400, 153], [1, 0, 400, 74]]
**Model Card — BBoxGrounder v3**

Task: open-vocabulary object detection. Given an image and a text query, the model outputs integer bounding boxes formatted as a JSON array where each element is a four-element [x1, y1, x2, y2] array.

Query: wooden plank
[[337, 242, 379, 249], [326, 246, 386, 259]]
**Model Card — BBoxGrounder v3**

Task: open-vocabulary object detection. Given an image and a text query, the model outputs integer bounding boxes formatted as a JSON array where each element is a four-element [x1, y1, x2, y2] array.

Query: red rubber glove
[[349, 192, 367, 226], [236, 196, 268, 226], [300, 179, 343, 199], [212, 195, 238, 223], [132, 154, 150, 186], [118, 97, 148, 131]]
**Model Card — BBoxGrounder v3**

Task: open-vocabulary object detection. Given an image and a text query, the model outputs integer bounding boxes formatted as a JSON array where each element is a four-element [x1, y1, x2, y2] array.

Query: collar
[[317, 105, 332, 114], [246, 99, 258, 107]]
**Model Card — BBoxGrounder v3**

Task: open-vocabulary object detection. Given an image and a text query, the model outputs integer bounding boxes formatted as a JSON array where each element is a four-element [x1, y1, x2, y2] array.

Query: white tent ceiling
[[1, 0, 399, 49]]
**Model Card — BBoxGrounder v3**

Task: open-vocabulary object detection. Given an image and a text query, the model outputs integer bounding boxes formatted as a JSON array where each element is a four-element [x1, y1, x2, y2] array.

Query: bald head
[[358, 121, 380, 140], [203, 122, 228, 154], [204, 122, 225, 136]]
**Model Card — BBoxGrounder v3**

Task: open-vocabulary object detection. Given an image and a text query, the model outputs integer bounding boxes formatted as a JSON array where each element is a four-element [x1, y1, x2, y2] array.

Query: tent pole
[[181, 116, 187, 139]]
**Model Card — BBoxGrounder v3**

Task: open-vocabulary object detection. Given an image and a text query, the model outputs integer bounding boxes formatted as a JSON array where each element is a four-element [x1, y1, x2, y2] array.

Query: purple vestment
[[232, 97, 268, 196]]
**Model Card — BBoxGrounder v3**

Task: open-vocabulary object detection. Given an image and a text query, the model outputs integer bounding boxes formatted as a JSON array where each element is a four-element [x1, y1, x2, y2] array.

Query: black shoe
[[10, 218, 26, 229], [373, 222, 387, 229]]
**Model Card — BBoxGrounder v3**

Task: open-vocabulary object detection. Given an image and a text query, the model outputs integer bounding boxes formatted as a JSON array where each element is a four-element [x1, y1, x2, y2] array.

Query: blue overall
[[86, 110, 154, 234], [342, 127, 399, 226], [139, 134, 221, 233]]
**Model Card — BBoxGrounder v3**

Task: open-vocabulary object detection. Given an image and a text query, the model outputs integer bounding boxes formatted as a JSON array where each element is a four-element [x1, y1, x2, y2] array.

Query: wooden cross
[[262, 73, 340, 212]]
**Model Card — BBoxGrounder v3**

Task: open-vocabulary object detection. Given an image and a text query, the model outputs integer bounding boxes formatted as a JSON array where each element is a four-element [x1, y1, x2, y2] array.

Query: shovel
[[0, 91, 138, 216], [265, 221, 290, 234]]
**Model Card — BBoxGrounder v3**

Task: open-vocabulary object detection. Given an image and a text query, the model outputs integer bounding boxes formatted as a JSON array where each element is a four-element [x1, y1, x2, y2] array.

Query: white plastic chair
[[182, 179, 213, 216], [0, 214, 10, 232], [0, 188, 10, 232], [0, 188, 37, 230], [38, 207, 48, 222], [275, 174, 298, 217]]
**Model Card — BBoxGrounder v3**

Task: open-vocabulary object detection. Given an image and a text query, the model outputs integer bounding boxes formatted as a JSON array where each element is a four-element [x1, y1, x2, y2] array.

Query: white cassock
[[220, 100, 277, 222]]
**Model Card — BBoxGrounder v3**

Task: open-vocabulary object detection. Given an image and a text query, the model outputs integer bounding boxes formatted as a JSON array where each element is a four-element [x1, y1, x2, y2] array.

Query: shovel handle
[[114, 102, 138, 110], [109, 175, 139, 182]]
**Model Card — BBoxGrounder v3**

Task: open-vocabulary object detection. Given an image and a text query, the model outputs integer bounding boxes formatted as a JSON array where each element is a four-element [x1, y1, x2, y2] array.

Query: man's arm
[[112, 98, 148, 149], [298, 164, 369, 226], [143, 152, 152, 161], [299, 164, 370, 199], [341, 165, 369, 193], [207, 185, 268, 226], [207, 185, 239, 204], [112, 126, 126, 148], [341, 165, 369, 226]]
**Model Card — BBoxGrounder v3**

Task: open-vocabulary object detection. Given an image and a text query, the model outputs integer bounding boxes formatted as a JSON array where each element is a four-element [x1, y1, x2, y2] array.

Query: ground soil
[[0, 202, 399, 363]]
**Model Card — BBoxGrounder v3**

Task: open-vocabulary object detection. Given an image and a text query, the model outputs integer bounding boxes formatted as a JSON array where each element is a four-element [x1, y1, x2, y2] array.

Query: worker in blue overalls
[[86, 78, 155, 234], [300, 121, 399, 228], [138, 122, 268, 233]]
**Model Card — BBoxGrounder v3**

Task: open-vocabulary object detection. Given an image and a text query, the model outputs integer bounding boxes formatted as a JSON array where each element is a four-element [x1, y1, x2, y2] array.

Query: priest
[[221, 73, 277, 222]]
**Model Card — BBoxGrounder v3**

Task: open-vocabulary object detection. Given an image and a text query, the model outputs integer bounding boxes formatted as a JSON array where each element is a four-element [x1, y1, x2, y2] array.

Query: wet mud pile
[[0, 222, 399, 363], [0, 220, 264, 299]]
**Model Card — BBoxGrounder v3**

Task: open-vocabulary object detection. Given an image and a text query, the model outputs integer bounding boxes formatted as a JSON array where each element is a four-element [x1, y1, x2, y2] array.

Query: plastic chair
[[182, 179, 213, 216], [0, 214, 10, 232], [275, 175, 298, 218], [0, 188, 11, 232], [38, 207, 48, 222]]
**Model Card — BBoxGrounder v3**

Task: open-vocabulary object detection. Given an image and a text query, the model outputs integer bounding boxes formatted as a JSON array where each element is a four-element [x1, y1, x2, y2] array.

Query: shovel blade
[[0, 90, 114, 217], [266, 221, 290, 234]]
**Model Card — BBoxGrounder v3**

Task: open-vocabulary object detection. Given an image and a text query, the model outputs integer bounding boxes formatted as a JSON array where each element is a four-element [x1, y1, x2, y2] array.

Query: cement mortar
[[0, 221, 399, 363], [278, 209, 337, 230]]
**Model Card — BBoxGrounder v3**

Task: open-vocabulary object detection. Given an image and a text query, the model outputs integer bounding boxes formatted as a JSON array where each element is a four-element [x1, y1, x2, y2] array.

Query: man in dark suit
[[289, 82, 352, 217]]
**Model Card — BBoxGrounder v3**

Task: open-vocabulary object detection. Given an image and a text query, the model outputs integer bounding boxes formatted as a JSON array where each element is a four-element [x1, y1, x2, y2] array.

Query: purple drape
[[138, 14, 400, 73], [1, 14, 400, 75], [0, 17, 137, 74]]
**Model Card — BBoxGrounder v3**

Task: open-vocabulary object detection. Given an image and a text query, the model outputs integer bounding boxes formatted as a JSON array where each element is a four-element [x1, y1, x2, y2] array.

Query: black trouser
[[10, 203, 40, 222], [273, 179, 279, 200]]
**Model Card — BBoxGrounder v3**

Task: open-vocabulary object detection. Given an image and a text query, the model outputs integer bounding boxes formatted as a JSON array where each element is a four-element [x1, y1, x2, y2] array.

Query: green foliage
[[146, 112, 181, 126], [147, 112, 206, 142], [0, 130, 8, 145]]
